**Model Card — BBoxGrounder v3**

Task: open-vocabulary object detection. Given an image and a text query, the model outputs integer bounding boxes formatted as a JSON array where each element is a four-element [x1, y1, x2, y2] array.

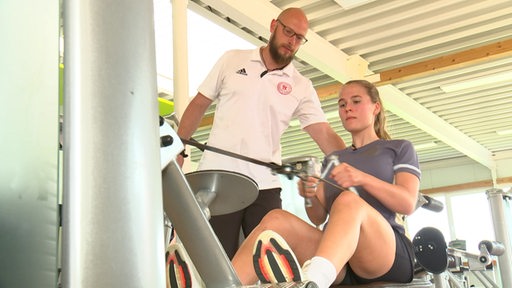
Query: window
[[406, 195, 450, 241], [407, 191, 495, 253]]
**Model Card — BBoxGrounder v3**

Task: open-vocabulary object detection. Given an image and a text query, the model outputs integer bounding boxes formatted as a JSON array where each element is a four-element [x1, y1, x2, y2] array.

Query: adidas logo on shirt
[[236, 68, 248, 76]]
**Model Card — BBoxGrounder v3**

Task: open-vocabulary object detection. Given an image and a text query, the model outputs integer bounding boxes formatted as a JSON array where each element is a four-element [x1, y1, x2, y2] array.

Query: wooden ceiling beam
[[314, 39, 512, 99], [316, 83, 342, 100], [377, 39, 512, 85]]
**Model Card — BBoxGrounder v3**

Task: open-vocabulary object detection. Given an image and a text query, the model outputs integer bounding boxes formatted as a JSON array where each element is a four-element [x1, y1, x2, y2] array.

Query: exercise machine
[[414, 226, 505, 288], [161, 118, 511, 288]]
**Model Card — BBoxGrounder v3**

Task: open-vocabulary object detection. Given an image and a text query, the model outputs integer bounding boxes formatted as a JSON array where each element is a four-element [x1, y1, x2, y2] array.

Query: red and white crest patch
[[277, 82, 292, 95]]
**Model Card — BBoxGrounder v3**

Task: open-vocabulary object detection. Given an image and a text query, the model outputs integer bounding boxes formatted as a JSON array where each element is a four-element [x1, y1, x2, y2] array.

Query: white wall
[[0, 0, 60, 287], [420, 155, 512, 190]]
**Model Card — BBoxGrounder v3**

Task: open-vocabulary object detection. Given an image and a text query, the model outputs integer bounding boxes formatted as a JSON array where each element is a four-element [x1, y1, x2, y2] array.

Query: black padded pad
[[412, 227, 448, 274]]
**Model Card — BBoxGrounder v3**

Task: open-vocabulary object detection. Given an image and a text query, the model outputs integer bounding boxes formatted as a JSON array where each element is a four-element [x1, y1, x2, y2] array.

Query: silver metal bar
[[162, 161, 241, 288], [432, 273, 450, 288], [486, 188, 512, 288], [475, 270, 500, 288], [62, 0, 165, 286], [446, 272, 464, 288]]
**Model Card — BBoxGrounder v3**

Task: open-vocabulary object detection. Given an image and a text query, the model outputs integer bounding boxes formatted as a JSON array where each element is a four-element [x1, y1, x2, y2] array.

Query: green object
[[158, 98, 174, 116]]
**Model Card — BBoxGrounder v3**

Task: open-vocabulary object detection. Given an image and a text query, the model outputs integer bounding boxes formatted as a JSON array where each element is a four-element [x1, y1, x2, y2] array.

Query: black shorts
[[340, 228, 414, 285]]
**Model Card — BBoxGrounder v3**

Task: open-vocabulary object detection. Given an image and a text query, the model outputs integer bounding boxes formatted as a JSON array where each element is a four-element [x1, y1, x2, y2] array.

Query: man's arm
[[176, 93, 213, 166], [177, 93, 213, 141], [303, 122, 345, 155]]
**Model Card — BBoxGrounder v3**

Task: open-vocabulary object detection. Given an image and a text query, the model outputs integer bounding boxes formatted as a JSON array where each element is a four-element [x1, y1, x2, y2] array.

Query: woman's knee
[[258, 209, 300, 232], [258, 209, 293, 230], [331, 191, 362, 210]]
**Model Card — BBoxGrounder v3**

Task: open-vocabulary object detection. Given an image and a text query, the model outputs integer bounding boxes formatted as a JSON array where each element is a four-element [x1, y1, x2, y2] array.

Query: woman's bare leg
[[233, 191, 398, 285], [232, 209, 322, 285], [316, 192, 396, 280]]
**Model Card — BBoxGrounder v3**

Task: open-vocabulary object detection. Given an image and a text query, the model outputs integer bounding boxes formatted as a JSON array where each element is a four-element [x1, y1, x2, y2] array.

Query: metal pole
[[171, 0, 190, 118], [162, 160, 242, 288], [171, 0, 194, 171], [62, 0, 165, 286], [486, 188, 512, 288]]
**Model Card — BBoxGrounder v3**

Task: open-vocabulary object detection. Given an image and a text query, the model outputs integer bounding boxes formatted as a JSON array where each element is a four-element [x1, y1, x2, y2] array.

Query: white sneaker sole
[[252, 230, 304, 284]]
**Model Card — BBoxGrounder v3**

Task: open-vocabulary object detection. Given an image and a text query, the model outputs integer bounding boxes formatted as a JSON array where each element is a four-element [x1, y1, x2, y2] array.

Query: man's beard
[[268, 34, 295, 67]]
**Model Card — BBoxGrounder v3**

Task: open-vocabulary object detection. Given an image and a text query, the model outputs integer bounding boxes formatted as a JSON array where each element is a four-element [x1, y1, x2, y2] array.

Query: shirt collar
[[251, 47, 295, 77]]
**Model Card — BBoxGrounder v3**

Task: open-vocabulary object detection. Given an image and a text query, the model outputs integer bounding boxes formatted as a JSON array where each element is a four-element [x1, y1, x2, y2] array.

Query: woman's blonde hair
[[343, 80, 391, 140]]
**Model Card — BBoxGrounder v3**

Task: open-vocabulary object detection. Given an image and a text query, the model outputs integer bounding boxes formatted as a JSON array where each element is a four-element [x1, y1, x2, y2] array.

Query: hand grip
[[420, 195, 444, 212], [302, 181, 314, 207], [479, 240, 505, 256], [323, 155, 358, 194]]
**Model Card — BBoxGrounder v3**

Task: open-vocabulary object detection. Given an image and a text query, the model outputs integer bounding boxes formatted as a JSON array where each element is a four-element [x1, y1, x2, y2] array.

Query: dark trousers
[[209, 188, 282, 259]]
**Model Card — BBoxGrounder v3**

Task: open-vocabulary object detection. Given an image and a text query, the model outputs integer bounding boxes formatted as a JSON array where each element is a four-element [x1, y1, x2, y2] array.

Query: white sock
[[303, 256, 337, 288]]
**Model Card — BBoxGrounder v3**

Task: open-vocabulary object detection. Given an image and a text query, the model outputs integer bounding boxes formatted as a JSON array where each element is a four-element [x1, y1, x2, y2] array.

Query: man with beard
[[176, 7, 345, 260]]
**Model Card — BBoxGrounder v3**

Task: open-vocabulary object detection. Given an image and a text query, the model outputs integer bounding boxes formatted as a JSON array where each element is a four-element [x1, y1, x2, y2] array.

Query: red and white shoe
[[252, 230, 305, 284], [166, 242, 203, 288]]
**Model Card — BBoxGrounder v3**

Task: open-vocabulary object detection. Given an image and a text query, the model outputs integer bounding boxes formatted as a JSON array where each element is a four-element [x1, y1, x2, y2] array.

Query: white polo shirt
[[197, 48, 327, 189]]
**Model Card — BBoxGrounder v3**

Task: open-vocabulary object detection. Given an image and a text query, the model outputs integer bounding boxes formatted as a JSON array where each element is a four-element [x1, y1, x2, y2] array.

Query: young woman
[[231, 80, 421, 287]]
